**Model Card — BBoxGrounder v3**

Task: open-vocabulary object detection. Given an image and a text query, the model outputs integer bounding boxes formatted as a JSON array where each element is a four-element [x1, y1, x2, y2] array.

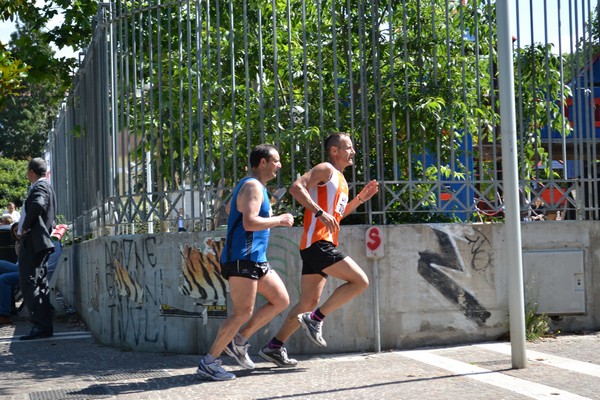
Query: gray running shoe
[[298, 312, 327, 347], [258, 346, 298, 368], [224, 341, 256, 369], [196, 358, 236, 381]]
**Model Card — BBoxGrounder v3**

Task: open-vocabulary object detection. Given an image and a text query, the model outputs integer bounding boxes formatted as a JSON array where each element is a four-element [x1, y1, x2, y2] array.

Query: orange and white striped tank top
[[299, 164, 349, 250]]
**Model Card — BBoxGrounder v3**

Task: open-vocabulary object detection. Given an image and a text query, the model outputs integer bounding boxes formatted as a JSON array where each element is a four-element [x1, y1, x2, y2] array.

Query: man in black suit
[[18, 158, 57, 340]]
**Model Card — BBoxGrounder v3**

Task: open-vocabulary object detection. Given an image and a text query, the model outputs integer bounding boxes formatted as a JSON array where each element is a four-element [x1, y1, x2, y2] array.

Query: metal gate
[[46, 0, 600, 239]]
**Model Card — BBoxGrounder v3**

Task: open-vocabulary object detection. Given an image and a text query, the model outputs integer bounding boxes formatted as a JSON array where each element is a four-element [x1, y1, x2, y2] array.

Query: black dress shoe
[[20, 327, 53, 341]]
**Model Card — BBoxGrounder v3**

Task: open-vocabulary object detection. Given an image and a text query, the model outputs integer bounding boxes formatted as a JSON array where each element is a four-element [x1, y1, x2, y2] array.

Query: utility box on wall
[[523, 249, 585, 314]]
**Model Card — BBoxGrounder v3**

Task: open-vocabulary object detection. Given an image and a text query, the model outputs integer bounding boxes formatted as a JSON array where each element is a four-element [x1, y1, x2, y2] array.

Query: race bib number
[[336, 193, 348, 216]]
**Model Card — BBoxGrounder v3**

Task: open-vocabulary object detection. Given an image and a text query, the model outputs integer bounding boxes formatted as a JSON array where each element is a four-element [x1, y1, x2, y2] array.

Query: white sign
[[365, 226, 384, 259]]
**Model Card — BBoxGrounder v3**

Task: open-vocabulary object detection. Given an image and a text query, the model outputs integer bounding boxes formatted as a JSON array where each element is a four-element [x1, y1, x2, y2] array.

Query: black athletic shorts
[[300, 240, 347, 277], [220, 260, 271, 280]]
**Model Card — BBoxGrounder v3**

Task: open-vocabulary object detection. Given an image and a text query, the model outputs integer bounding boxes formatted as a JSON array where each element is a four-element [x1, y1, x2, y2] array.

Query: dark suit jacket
[[20, 179, 56, 255]]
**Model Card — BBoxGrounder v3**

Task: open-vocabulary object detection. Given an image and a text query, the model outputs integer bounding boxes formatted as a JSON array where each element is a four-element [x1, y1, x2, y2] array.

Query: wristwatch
[[314, 209, 323, 218]]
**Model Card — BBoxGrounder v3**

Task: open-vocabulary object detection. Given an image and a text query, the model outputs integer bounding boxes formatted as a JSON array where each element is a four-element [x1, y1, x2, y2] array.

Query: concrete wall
[[50, 221, 600, 355]]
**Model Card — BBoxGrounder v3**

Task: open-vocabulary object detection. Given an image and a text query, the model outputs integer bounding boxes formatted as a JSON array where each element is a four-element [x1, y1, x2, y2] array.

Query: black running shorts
[[300, 240, 347, 277], [220, 260, 271, 280]]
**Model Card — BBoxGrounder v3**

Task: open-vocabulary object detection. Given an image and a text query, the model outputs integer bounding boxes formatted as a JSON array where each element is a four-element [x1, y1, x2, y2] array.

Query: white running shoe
[[224, 341, 256, 369], [196, 358, 236, 381]]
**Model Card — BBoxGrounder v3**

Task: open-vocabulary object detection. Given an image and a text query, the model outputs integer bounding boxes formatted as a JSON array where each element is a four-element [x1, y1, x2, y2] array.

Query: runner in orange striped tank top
[[259, 132, 379, 364], [299, 166, 348, 249]]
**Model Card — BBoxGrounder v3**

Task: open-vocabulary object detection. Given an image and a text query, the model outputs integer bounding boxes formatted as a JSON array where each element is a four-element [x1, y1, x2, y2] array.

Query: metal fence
[[46, 0, 600, 239]]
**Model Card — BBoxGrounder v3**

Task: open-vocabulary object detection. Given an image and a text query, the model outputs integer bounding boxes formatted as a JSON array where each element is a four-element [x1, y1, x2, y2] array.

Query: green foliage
[[0, 157, 28, 208], [0, 84, 55, 158], [0, 1, 97, 137], [514, 44, 572, 179], [525, 303, 554, 341], [563, 4, 599, 83], [9, 21, 73, 89], [0, 44, 29, 110], [102, 0, 573, 225], [1, 0, 573, 226], [116, 1, 487, 190], [391, 1, 497, 169], [0, 24, 65, 159], [0, 0, 26, 21], [0, 0, 98, 53]]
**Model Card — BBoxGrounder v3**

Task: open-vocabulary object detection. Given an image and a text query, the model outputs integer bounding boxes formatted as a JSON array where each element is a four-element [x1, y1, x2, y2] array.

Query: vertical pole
[[146, 151, 154, 234], [496, 0, 527, 369], [366, 226, 384, 353], [373, 259, 381, 352]]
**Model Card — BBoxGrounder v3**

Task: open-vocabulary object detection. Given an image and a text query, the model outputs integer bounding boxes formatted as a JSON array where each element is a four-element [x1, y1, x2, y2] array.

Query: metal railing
[[46, 0, 600, 239]]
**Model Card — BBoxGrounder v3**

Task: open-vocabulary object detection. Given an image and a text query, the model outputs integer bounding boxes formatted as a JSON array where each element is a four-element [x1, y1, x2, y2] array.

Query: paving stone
[[1, 319, 599, 400]]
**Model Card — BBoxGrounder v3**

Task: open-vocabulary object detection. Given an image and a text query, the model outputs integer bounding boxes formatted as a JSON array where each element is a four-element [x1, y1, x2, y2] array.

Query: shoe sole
[[258, 349, 298, 368], [196, 367, 236, 381], [224, 345, 256, 369], [297, 315, 327, 347]]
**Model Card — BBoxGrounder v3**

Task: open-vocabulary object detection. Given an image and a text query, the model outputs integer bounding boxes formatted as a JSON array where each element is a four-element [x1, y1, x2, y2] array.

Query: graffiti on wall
[[103, 236, 299, 344], [98, 232, 296, 347], [163, 238, 228, 319], [418, 227, 492, 326], [105, 237, 158, 305], [114, 258, 144, 304], [104, 237, 160, 345], [180, 238, 227, 303]]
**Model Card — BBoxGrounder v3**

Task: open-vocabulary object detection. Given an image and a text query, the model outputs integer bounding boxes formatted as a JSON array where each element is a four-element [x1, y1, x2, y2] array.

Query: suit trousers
[[18, 235, 53, 333]]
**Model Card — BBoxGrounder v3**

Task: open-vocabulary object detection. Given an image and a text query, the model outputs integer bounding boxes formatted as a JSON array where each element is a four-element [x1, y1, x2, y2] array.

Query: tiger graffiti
[[105, 238, 156, 305], [418, 227, 492, 326], [114, 258, 144, 304], [179, 238, 227, 305]]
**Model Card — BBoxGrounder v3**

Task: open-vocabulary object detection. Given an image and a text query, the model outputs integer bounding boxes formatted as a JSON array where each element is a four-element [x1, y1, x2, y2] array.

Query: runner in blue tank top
[[196, 144, 297, 381], [221, 176, 271, 264]]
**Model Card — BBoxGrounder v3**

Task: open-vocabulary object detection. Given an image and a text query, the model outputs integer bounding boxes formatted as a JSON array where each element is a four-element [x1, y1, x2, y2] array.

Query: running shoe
[[298, 312, 327, 347], [258, 345, 298, 367], [224, 341, 256, 369], [196, 358, 236, 381]]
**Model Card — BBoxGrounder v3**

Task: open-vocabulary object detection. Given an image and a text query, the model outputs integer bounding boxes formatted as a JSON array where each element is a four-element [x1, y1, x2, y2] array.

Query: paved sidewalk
[[1, 316, 599, 400]]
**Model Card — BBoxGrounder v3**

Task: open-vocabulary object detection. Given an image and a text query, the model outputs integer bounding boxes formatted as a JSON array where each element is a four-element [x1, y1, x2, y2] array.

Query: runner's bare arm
[[238, 179, 293, 231], [290, 162, 339, 232]]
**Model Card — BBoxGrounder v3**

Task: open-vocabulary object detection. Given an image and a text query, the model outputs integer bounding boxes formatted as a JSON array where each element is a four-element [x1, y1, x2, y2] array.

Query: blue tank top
[[221, 177, 271, 264]]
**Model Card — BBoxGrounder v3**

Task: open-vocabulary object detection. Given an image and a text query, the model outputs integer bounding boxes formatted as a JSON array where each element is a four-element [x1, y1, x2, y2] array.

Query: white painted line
[[0, 331, 92, 343], [399, 349, 591, 400], [476, 342, 600, 379]]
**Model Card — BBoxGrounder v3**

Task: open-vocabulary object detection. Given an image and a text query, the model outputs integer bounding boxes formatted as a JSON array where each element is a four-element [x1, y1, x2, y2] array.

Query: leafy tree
[[0, 23, 64, 159], [0, 0, 98, 57], [514, 44, 572, 178], [0, 157, 28, 209], [563, 4, 599, 83], [0, 2, 97, 160], [0, 42, 29, 110]]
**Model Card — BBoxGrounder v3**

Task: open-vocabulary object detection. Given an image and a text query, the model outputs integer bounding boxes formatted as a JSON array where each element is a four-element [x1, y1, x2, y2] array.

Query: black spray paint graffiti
[[105, 237, 158, 304], [104, 237, 159, 346], [417, 228, 492, 327]]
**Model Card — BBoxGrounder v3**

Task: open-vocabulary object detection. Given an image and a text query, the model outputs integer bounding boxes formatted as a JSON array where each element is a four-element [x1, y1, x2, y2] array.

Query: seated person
[[5, 202, 20, 223], [0, 259, 19, 325], [0, 240, 63, 325], [530, 197, 545, 221], [0, 214, 13, 229]]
